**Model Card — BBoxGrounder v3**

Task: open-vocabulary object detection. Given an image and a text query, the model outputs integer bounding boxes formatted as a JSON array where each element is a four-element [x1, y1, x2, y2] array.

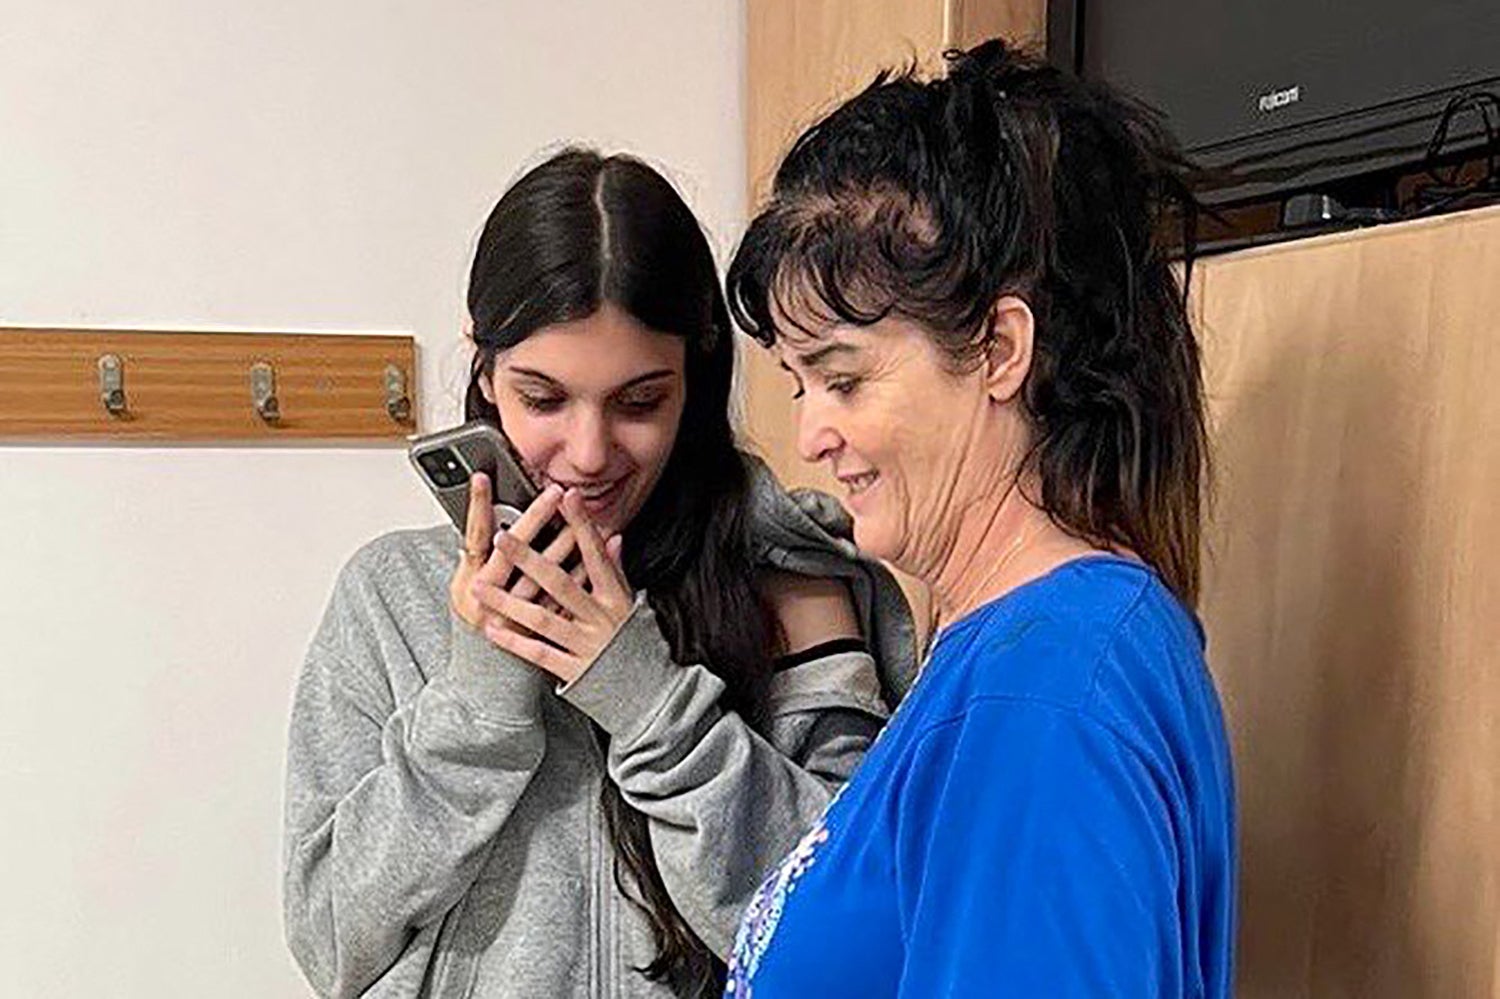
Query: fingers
[[478, 483, 563, 588], [495, 531, 592, 619], [558, 490, 632, 606], [495, 554, 586, 618], [507, 484, 565, 548], [482, 624, 586, 684], [537, 559, 589, 615], [462, 473, 495, 562], [470, 578, 585, 650], [558, 491, 620, 600], [509, 523, 578, 602], [474, 494, 631, 682]]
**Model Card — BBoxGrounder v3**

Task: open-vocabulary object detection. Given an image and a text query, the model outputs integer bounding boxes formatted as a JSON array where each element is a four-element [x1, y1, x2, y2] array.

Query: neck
[[928, 477, 1064, 630]]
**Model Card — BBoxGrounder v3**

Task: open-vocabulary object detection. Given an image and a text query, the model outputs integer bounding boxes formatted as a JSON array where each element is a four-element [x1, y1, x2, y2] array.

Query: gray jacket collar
[[743, 454, 919, 705]]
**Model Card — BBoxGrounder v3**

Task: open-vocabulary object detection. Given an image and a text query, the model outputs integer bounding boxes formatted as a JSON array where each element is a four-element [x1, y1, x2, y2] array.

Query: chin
[[600, 493, 646, 538], [851, 517, 897, 566]]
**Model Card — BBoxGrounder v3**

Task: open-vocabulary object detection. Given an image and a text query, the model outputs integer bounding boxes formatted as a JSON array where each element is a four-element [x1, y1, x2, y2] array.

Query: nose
[[565, 406, 611, 477], [795, 393, 843, 467]]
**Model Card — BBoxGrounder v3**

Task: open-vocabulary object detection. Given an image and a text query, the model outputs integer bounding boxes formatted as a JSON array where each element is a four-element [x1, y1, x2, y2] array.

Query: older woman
[[722, 40, 1235, 998]]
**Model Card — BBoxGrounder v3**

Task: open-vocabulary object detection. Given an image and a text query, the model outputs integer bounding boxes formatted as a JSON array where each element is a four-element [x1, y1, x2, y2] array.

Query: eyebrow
[[505, 366, 677, 391], [781, 342, 861, 372]]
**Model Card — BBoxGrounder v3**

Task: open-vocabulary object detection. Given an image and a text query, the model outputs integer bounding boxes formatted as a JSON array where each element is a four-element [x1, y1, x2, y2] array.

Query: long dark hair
[[466, 148, 775, 995], [727, 39, 1208, 607]]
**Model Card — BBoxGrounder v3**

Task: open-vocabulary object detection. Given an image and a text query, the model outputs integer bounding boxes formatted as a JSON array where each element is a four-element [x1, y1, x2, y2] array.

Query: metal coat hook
[[384, 364, 412, 423], [97, 354, 127, 415], [250, 361, 280, 422]]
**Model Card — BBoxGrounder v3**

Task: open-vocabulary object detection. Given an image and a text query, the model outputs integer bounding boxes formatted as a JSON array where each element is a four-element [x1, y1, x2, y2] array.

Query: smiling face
[[777, 312, 1026, 580], [481, 302, 687, 538]]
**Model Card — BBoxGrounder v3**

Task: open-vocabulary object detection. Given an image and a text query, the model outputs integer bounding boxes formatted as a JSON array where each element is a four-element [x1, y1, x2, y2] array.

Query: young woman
[[724, 40, 1236, 997], [282, 148, 916, 998]]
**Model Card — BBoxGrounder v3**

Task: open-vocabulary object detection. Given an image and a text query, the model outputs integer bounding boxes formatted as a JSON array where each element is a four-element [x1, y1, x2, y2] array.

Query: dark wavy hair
[[466, 148, 774, 995], [727, 39, 1208, 607]]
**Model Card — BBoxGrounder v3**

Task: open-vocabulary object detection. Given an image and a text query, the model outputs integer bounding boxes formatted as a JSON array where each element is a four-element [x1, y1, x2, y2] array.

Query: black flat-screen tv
[[1049, 0, 1500, 206]]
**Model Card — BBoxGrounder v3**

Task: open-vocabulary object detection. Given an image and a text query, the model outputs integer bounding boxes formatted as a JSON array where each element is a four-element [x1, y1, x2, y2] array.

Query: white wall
[[0, 3, 745, 995]]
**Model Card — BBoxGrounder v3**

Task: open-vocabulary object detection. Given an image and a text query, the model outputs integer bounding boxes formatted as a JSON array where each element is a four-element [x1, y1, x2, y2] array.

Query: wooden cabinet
[[1193, 206, 1500, 998]]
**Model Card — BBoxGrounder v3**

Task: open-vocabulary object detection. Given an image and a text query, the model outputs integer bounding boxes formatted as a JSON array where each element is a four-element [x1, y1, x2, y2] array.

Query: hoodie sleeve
[[558, 595, 888, 958], [281, 546, 549, 998]]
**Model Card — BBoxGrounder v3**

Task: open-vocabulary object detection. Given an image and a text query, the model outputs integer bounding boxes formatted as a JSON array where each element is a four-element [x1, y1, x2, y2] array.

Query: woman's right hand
[[450, 474, 577, 636]]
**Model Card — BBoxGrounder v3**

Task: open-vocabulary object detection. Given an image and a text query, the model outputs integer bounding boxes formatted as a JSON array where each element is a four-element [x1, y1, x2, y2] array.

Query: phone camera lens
[[418, 448, 467, 488]]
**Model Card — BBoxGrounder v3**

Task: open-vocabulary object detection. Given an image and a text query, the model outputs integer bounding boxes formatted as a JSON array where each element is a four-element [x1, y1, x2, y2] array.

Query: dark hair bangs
[[728, 199, 888, 347], [730, 190, 994, 366]]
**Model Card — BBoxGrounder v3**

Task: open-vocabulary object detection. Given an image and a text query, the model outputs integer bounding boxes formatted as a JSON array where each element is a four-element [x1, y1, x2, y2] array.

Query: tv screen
[[1051, 0, 1500, 205]]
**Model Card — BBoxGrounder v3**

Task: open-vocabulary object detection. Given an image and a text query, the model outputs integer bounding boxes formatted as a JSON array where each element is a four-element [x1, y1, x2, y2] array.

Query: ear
[[466, 313, 499, 407], [982, 295, 1035, 404]]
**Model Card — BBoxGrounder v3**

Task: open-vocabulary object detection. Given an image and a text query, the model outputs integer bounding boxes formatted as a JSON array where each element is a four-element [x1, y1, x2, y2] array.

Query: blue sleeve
[[894, 699, 1183, 997]]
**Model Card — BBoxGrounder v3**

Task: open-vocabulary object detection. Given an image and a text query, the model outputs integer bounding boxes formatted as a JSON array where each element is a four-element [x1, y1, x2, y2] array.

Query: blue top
[[726, 556, 1236, 998]]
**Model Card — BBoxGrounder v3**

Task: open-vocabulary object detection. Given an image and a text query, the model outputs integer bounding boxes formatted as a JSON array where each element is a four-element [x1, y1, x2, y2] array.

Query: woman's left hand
[[471, 489, 635, 685]]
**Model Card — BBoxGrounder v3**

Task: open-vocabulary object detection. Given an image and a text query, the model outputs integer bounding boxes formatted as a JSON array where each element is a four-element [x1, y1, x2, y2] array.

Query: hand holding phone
[[409, 420, 541, 538], [449, 473, 579, 633], [469, 487, 634, 685], [409, 420, 580, 634]]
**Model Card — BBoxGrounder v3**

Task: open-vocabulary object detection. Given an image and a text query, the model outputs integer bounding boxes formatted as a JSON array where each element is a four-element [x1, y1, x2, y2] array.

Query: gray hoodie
[[282, 458, 917, 998]]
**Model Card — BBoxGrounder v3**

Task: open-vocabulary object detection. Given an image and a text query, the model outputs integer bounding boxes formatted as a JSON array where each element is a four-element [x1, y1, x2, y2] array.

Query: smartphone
[[407, 420, 544, 540]]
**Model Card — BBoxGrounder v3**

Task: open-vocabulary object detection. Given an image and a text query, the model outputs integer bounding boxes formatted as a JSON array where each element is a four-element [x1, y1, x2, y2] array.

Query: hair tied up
[[726, 39, 1209, 607], [946, 37, 1012, 83]]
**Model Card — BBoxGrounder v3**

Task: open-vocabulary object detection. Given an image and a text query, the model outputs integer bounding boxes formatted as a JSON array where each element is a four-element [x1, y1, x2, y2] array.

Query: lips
[[555, 475, 629, 520], [838, 471, 879, 496], [573, 479, 621, 500], [542, 473, 621, 497]]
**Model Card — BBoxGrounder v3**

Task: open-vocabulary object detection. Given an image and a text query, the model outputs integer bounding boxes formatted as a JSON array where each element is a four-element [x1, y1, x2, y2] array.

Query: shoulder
[[932, 556, 1198, 717], [312, 523, 456, 662], [333, 523, 456, 599], [740, 454, 858, 557], [756, 568, 861, 658], [294, 524, 458, 719], [908, 558, 1220, 802]]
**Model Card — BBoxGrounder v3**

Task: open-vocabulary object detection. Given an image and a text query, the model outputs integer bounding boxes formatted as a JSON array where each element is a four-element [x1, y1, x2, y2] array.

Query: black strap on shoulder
[[773, 636, 869, 672]]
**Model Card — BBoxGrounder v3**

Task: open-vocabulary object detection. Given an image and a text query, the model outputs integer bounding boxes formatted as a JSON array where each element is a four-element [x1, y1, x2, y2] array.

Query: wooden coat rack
[[0, 328, 418, 443]]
